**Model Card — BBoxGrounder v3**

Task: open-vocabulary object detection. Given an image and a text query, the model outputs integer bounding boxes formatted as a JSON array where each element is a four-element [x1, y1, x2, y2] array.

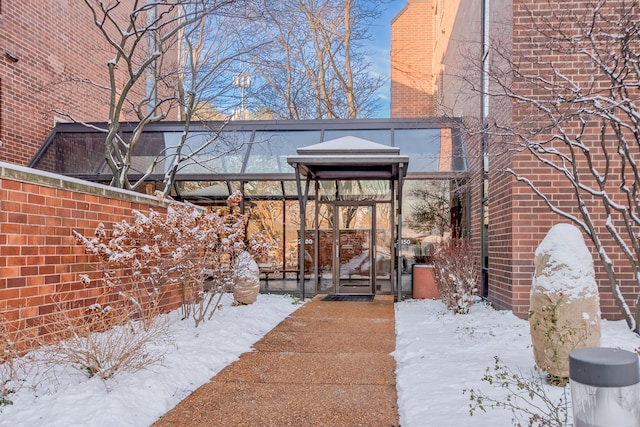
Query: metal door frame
[[332, 202, 375, 294]]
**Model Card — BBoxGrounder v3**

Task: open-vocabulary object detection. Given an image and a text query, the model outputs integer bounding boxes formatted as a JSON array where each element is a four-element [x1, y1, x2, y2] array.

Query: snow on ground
[[0, 294, 301, 427], [0, 294, 638, 427], [395, 299, 640, 426]]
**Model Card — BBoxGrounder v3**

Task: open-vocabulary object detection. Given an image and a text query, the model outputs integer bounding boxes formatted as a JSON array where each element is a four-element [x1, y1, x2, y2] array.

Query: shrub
[[431, 239, 479, 314], [74, 191, 274, 327], [464, 356, 569, 427], [41, 302, 172, 381], [0, 316, 33, 406]]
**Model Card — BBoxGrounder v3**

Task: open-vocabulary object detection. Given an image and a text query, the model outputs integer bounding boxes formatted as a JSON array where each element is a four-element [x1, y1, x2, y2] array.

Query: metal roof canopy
[[287, 136, 410, 180], [286, 136, 409, 301]]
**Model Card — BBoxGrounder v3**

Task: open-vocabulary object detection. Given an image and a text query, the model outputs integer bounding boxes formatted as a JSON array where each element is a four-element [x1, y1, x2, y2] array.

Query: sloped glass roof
[[30, 118, 468, 199]]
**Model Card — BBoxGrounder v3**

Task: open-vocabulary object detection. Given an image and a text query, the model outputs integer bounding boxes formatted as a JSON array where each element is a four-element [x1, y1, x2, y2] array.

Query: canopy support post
[[293, 165, 311, 300]]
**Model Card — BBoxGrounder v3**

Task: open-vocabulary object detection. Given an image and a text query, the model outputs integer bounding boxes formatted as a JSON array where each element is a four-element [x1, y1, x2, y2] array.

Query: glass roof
[[31, 119, 467, 182]]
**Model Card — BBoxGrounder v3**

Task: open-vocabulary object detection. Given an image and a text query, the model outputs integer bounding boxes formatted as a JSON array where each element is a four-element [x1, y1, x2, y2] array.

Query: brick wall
[[392, 0, 639, 322], [502, 0, 639, 320], [0, 162, 181, 351], [1, 1, 115, 165], [391, 0, 436, 118], [0, 1, 178, 167]]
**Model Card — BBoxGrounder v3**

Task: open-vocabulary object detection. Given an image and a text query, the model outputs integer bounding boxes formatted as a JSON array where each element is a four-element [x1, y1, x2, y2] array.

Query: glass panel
[[126, 132, 167, 175], [245, 131, 321, 174], [394, 128, 441, 173], [316, 203, 335, 292], [450, 128, 468, 172], [284, 200, 302, 271], [283, 181, 299, 196], [338, 180, 390, 201], [37, 131, 168, 177], [248, 200, 284, 268], [283, 201, 315, 272], [164, 131, 251, 175], [375, 203, 393, 293], [177, 181, 230, 198], [318, 181, 337, 201], [323, 129, 391, 145], [438, 128, 467, 173], [338, 205, 372, 292], [243, 181, 283, 197], [401, 179, 451, 274], [317, 180, 390, 201], [33, 132, 110, 175]]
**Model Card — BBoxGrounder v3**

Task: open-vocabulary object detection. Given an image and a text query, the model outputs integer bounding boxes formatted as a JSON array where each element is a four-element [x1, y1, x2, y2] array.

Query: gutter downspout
[[480, 0, 490, 298], [146, 0, 158, 115]]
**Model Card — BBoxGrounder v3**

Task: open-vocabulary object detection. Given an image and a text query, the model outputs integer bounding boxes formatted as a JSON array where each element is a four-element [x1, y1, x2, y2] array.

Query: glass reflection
[[164, 131, 250, 175], [245, 131, 321, 174], [317, 180, 390, 201]]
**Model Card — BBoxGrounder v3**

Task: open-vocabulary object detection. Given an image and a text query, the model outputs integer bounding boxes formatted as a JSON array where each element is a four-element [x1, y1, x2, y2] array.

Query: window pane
[[244, 181, 283, 197], [394, 129, 441, 173], [245, 131, 321, 174], [165, 131, 251, 175]]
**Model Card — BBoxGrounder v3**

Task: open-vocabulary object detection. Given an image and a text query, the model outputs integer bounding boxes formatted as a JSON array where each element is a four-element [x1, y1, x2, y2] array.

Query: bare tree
[[479, 1, 640, 332], [238, 0, 385, 119], [162, 4, 268, 195], [53, 0, 254, 192]]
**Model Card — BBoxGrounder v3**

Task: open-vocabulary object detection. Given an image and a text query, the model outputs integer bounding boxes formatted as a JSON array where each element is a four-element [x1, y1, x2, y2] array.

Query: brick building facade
[[1, 1, 115, 165], [0, 1, 177, 167], [390, 0, 437, 118], [0, 1, 183, 350], [391, 0, 639, 323]]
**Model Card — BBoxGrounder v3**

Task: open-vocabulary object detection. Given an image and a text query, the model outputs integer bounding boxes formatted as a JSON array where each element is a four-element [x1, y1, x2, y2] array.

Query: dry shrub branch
[[0, 316, 35, 405], [431, 239, 479, 314], [41, 301, 172, 381], [74, 191, 274, 328]]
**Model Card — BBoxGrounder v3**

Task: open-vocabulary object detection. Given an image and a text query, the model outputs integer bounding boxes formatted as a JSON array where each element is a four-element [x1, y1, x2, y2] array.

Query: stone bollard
[[529, 223, 601, 379]]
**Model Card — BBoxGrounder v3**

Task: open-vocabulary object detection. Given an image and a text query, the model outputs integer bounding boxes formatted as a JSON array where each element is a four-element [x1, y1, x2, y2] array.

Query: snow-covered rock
[[232, 251, 260, 305], [529, 223, 601, 378]]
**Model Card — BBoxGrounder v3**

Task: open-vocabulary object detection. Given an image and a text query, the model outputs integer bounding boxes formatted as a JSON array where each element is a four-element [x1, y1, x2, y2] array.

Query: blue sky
[[368, 1, 407, 117]]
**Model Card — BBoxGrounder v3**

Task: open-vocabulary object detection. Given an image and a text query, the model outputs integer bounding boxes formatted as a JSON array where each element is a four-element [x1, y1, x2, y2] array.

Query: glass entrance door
[[335, 204, 374, 294]]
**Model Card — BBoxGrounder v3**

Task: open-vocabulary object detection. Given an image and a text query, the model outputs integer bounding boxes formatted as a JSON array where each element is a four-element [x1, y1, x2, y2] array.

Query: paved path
[[153, 295, 399, 427]]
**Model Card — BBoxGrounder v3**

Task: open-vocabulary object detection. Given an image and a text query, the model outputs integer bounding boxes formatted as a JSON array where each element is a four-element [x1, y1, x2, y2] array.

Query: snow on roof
[[296, 136, 400, 155]]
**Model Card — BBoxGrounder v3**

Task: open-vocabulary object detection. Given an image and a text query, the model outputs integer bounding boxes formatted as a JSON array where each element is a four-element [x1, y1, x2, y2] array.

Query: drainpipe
[[480, 0, 490, 298], [146, 0, 157, 115]]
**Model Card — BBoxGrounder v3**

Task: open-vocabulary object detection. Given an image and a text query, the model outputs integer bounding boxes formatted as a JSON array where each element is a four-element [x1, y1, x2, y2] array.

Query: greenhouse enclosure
[[30, 118, 469, 299]]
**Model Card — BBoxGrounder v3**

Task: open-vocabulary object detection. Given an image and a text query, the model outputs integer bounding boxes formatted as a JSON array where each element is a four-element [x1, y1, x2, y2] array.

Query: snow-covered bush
[[431, 239, 478, 314], [74, 191, 274, 328]]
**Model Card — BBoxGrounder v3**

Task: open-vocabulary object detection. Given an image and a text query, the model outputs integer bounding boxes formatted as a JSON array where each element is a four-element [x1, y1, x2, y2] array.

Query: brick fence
[[0, 162, 181, 351]]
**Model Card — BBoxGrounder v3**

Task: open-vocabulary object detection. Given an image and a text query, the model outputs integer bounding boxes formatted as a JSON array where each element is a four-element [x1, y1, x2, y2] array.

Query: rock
[[529, 223, 601, 378], [232, 251, 260, 305]]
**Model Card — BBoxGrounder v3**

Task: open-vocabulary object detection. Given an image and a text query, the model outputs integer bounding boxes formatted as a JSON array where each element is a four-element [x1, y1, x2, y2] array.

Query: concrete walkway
[[153, 295, 399, 427]]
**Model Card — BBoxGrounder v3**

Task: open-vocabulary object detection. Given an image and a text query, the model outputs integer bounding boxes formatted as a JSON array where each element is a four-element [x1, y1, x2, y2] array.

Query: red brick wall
[[1, 1, 114, 165], [0, 162, 180, 351], [391, 1, 436, 118], [503, 0, 639, 320], [392, 0, 639, 322], [0, 1, 178, 167]]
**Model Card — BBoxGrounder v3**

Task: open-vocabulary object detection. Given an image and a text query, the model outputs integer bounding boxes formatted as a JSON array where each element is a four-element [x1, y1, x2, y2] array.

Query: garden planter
[[412, 264, 439, 299], [232, 251, 260, 305]]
